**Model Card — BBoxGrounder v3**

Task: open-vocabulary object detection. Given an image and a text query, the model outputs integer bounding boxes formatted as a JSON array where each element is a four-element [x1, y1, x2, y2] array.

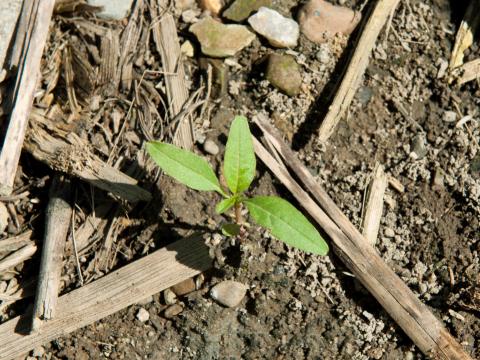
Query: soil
[[0, 0, 479, 359]]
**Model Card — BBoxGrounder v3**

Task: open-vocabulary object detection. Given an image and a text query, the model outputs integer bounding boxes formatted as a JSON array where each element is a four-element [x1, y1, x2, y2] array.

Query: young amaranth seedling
[[146, 116, 329, 255]]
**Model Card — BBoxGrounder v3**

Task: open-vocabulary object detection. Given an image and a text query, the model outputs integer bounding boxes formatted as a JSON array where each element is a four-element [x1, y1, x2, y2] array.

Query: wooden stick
[[25, 110, 151, 203], [449, 0, 480, 70], [0, 0, 56, 195], [0, 243, 37, 273], [31, 175, 72, 332], [0, 0, 23, 69], [252, 119, 471, 359], [361, 163, 387, 246], [0, 236, 211, 359], [151, 7, 194, 149], [0, 231, 32, 254], [451, 58, 480, 85], [318, 0, 400, 142]]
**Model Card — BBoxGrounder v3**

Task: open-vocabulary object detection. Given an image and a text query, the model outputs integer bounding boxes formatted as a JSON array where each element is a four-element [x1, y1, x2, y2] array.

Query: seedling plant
[[146, 116, 328, 256]]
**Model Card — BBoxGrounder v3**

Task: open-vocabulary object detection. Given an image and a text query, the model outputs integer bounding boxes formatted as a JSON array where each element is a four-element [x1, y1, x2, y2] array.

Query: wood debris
[[253, 117, 472, 360], [361, 163, 387, 247], [0, 236, 211, 360], [0, 0, 56, 195]]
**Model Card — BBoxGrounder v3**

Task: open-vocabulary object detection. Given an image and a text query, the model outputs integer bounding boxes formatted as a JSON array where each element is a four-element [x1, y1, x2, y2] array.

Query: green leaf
[[221, 223, 241, 237], [146, 141, 224, 194], [216, 197, 236, 214], [244, 196, 328, 256], [224, 116, 256, 194]]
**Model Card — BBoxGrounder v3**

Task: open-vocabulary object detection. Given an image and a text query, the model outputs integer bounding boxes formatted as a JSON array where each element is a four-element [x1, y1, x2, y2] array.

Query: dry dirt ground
[[0, 0, 479, 359]]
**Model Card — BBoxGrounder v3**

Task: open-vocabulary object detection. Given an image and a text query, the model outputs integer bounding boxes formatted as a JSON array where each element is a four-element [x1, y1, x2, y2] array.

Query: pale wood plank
[[0, 236, 211, 359]]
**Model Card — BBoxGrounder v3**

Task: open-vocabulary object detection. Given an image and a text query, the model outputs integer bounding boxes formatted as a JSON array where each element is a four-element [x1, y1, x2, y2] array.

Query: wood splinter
[[361, 163, 387, 246], [31, 175, 72, 332]]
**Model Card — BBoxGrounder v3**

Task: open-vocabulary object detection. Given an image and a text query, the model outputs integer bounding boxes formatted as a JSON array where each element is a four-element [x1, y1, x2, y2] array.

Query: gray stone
[[266, 54, 302, 96], [443, 110, 457, 123], [87, 0, 134, 20], [190, 17, 255, 57], [223, 0, 272, 22], [210, 280, 247, 307], [136, 308, 150, 322], [384, 227, 395, 238], [203, 139, 220, 155], [248, 7, 299, 48], [315, 44, 331, 64]]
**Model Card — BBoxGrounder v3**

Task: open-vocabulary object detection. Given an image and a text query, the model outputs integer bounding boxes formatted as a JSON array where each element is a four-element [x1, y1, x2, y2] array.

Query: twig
[[0, 0, 56, 195], [31, 175, 72, 332], [0, 236, 211, 359], [253, 118, 471, 359], [361, 163, 387, 246], [318, 0, 400, 141], [0, 243, 37, 273]]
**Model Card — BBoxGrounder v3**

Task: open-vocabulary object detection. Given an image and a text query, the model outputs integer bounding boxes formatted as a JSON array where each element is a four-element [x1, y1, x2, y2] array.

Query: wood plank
[[0, 0, 56, 195], [318, 0, 400, 142], [253, 118, 472, 360], [151, 7, 194, 150], [0, 236, 211, 359]]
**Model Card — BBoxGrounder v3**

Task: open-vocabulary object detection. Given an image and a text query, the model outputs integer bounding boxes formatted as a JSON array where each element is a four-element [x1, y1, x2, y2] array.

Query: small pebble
[[182, 9, 200, 23], [86, 0, 134, 20], [190, 17, 255, 57], [136, 308, 150, 322], [31, 346, 45, 357], [164, 288, 177, 305], [171, 278, 196, 296], [384, 227, 395, 238], [298, 0, 361, 44], [411, 134, 427, 160], [203, 139, 220, 155], [210, 280, 247, 307], [315, 44, 331, 64], [443, 110, 457, 123], [266, 54, 302, 96], [164, 304, 184, 318], [405, 351, 415, 360], [223, 0, 271, 22], [198, 0, 223, 15], [180, 40, 195, 57], [432, 168, 445, 191], [248, 7, 299, 48]]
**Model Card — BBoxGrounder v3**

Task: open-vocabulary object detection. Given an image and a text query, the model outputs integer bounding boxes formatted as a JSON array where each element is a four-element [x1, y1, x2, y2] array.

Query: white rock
[[210, 280, 247, 307], [136, 308, 150, 322], [0, 202, 9, 234], [384, 227, 395, 238], [443, 110, 457, 123], [163, 288, 177, 305], [87, 0, 134, 20], [180, 40, 195, 57], [248, 7, 299, 48], [203, 139, 219, 155]]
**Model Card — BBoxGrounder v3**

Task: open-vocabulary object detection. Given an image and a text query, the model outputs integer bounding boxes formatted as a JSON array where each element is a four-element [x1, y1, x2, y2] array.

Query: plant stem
[[234, 201, 243, 225]]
